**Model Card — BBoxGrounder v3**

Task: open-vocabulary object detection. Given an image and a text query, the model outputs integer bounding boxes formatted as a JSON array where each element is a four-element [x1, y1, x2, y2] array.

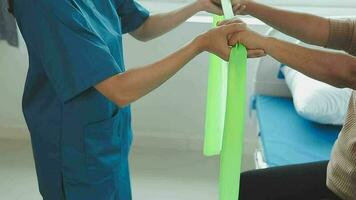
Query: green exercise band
[[203, 14, 226, 156], [204, 0, 248, 199], [219, 43, 247, 200]]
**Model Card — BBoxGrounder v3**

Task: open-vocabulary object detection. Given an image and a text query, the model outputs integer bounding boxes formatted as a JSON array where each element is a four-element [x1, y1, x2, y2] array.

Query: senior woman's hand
[[231, 0, 250, 15], [218, 17, 266, 58], [229, 29, 268, 53]]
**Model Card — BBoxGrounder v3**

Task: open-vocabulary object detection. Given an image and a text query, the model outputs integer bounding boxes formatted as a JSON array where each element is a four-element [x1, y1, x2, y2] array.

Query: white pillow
[[282, 66, 352, 125]]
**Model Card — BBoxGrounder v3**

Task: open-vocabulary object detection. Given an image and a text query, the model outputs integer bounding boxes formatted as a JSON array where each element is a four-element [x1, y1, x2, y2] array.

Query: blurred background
[[1, 0, 356, 199]]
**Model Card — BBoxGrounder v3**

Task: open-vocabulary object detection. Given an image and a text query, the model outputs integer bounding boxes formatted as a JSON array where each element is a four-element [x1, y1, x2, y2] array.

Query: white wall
[[0, 17, 266, 154], [1, 3, 356, 150], [257, 0, 355, 7], [139, 0, 356, 16], [139, 0, 356, 7], [0, 30, 27, 129]]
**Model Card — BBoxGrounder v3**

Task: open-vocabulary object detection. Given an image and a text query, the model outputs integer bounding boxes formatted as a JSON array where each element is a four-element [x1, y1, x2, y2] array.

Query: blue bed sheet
[[254, 95, 342, 167]]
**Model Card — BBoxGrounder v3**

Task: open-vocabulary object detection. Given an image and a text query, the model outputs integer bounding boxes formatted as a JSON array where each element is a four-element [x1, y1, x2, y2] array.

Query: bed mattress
[[254, 95, 342, 167]]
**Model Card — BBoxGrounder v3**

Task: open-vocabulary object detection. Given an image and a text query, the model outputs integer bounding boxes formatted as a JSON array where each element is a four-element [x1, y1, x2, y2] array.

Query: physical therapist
[[8, 0, 265, 199]]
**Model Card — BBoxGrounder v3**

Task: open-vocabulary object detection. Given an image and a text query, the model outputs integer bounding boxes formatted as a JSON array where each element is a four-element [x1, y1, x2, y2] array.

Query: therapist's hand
[[196, 0, 240, 15], [194, 23, 246, 61], [218, 18, 266, 58]]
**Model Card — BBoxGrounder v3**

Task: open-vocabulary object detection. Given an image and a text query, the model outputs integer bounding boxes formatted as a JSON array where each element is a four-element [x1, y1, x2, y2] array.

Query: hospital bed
[[251, 29, 342, 169]]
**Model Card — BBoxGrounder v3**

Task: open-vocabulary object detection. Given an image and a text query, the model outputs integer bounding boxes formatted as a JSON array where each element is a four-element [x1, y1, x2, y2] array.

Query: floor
[[0, 138, 218, 200], [0, 132, 256, 200], [0, 139, 40, 200]]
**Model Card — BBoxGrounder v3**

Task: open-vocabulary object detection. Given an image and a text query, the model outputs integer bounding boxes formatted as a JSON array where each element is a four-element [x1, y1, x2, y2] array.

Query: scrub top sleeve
[[37, 2, 122, 102], [117, 0, 150, 34]]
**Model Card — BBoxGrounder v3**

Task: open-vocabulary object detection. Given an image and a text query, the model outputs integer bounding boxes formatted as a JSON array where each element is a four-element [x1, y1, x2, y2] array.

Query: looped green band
[[204, 0, 248, 199]]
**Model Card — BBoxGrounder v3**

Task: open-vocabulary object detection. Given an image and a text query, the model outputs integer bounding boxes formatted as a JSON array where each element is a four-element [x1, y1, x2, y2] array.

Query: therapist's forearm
[[263, 37, 356, 89], [98, 22, 238, 106], [243, 1, 329, 46], [95, 40, 201, 107], [131, 2, 202, 41]]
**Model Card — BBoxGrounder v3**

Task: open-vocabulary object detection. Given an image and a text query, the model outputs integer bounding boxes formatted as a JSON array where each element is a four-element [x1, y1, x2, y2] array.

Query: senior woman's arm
[[232, 1, 330, 46], [326, 19, 356, 56], [263, 38, 356, 89], [228, 26, 356, 90], [234, 1, 356, 54]]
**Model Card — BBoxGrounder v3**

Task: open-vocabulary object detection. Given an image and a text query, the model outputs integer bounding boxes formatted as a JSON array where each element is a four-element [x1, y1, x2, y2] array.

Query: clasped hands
[[194, 0, 267, 60], [219, 17, 267, 58], [196, 17, 267, 61]]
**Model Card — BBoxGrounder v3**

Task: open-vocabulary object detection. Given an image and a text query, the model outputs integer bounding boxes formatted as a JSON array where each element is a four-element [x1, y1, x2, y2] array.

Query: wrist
[[241, 0, 255, 15], [191, 35, 206, 54], [262, 37, 277, 53], [191, 1, 205, 13]]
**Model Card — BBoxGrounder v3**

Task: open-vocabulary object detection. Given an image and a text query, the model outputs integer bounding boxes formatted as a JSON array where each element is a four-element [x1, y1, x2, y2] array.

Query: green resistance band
[[220, 44, 247, 200], [203, 0, 248, 199], [203, 14, 226, 156]]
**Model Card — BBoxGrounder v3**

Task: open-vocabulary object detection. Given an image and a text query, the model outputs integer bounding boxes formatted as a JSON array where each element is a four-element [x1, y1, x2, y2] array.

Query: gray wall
[[0, 5, 355, 168], [0, 30, 27, 129], [0, 17, 268, 147]]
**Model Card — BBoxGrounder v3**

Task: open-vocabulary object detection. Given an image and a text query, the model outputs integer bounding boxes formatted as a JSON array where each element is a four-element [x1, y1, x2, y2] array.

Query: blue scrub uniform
[[13, 0, 149, 199]]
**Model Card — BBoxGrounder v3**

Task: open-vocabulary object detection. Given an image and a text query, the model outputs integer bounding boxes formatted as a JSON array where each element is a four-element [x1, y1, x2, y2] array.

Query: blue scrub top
[[13, 0, 149, 199]]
